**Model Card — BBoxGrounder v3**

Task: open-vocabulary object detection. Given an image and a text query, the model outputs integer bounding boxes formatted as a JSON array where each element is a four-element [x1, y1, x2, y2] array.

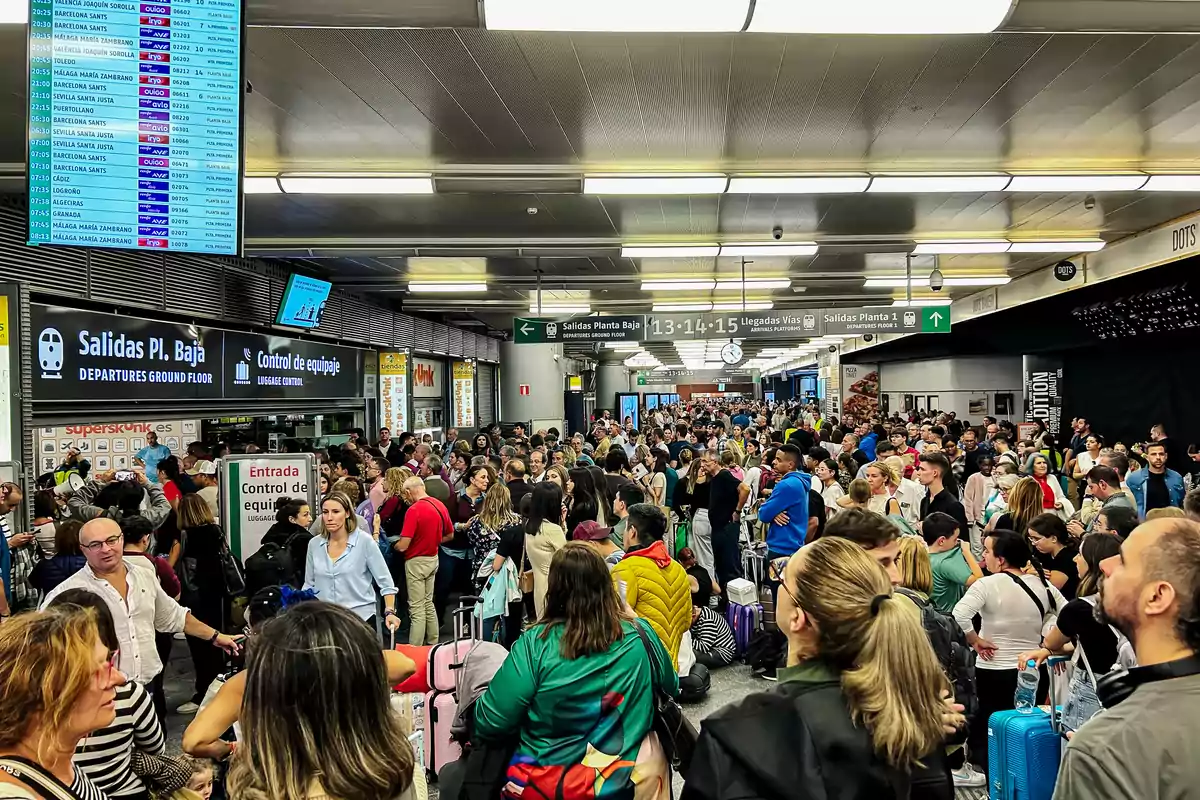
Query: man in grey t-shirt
[[1054, 518, 1200, 800]]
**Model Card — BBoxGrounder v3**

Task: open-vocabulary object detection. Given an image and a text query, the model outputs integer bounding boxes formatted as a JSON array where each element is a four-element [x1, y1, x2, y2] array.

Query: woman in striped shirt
[[49, 589, 166, 800]]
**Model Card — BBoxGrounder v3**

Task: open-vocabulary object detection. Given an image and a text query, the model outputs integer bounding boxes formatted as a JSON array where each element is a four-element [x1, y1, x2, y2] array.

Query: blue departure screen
[[27, 0, 243, 255], [276, 273, 331, 329]]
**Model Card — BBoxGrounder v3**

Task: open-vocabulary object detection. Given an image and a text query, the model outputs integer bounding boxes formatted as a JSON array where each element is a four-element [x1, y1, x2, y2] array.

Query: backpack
[[243, 542, 295, 598], [895, 587, 978, 744]]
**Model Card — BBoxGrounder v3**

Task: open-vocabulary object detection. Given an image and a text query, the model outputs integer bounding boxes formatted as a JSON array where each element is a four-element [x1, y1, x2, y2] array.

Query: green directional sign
[[637, 373, 647, 386], [513, 315, 644, 344], [921, 306, 950, 333]]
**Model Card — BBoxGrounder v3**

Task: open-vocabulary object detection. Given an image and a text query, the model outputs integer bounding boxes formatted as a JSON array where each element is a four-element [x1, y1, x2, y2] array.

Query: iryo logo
[[414, 364, 436, 387]]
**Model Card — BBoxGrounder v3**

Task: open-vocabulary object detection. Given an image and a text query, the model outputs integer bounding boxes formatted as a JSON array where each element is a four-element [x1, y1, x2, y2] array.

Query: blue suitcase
[[725, 602, 761, 656], [987, 708, 1060, 800]]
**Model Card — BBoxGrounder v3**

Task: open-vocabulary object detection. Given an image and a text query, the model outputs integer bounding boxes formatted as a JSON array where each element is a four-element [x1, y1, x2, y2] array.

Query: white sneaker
[[952, 765, 987, 788], [175, 701, 200, 715]]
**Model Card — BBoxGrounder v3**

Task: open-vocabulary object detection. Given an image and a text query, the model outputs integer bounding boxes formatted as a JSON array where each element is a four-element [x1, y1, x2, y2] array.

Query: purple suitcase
[[726, 601, 762, 656]]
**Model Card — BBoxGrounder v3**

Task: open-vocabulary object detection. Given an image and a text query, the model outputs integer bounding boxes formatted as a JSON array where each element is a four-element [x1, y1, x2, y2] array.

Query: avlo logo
[[414, 364, 436, 388]]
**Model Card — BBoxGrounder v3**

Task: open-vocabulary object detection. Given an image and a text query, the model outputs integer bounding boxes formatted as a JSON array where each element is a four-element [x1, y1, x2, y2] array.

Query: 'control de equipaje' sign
[[32, 305, 364, 402]]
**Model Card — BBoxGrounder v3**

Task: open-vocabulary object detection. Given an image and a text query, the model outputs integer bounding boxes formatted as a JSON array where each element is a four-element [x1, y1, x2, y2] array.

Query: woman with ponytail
[[683, 536, 954, 800], [952, 529, 1066, 774]]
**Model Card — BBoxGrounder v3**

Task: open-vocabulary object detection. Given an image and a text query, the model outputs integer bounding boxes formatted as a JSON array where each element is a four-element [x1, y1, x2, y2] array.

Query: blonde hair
[[866, 460, 899, 487], [884, 455, 906, 481], [545, 464, 570, 489], [383, 467, 408, 497], [332, 478, 361, 506], [847, 478, 872, 506], [319, 491, 358, 537], [0, 607, 106, 762], [791, 537, 949, 767], [177, 492, 215, 529], [1146, 506, 1185, 521], [478, 481, 518, 531], [1004, 477, 1044, 534], [897, 537, 933, 596], [724, 440, 745, 467]]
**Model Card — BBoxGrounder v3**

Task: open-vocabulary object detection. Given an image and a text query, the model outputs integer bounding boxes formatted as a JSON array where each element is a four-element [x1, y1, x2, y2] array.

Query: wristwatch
[[208, 631, 220, 645], [384, 609, 397, 618]]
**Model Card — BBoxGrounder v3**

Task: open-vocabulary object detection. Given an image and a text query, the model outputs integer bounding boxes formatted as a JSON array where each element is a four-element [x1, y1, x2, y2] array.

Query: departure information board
[[27, 0, 244, 255]]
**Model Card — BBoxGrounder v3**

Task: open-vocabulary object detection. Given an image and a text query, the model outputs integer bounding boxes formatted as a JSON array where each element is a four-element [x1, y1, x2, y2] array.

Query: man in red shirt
[[891, 427, 922, 479], [395, 476, 450, 645]]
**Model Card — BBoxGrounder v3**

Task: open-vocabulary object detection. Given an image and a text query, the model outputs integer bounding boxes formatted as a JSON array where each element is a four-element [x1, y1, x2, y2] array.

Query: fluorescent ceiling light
[[1006, 174, 1148, 192], [586, 174, 728, 195], [529, 305, 591, 314], [640, 279, 717, 291], [714, 279, 792, 290], [718, 244, 818, 257], [913, 240, 1011, 254], [891, 299, 953, 307], [278, 175, 434, 194], [656, 364, 685, 371], [712, 302, 774, 311], [604, 342, 641, 350], [483, 0, 749, 31], [864, 277, 1010, 287], [726, 176, 870, 194], [1141, 175, 1200, 192], [408, 282, 488, 293], [243, 177, 281, 194], [654, 303, 714, 312], [624, 246, 720, 259], [748, 0, 1014, 34], [868, 175, 1011, 193], [1007, 241, 1106, 253]]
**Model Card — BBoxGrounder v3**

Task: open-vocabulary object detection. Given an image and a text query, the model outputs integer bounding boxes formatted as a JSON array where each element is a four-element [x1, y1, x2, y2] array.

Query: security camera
[[1084, 195, 1096, 211], [863, 333, 874, 342], [929, 267, 945, 292], [828, 344, 837, 353], [772, 226, 783, 241]]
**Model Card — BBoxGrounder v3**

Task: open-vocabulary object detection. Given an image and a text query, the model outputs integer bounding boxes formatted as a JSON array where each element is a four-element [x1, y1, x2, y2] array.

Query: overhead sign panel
[[32, 305, 364, 402], [821, 306, 950, 335], [644, 311, 824, 340], [513, 316, 644, 343], [513, 308, 950, 344], [27, 0, 245, 255]]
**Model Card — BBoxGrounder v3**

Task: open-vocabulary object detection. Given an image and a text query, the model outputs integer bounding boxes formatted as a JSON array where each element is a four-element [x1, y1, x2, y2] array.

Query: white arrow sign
[[520, 323, 534, 335], [929, 312, 944, 326]]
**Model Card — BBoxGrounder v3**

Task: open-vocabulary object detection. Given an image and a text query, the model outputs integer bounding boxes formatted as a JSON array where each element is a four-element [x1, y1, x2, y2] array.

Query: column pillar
[[595, 363, 630, 412], [499, 342, 566, 432]]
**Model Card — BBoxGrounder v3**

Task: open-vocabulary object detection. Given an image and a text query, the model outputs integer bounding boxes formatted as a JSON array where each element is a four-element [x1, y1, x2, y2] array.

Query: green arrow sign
[[637, 373, 647, 386], [921, 307, 951, 333], [513, 318, 547, 344]]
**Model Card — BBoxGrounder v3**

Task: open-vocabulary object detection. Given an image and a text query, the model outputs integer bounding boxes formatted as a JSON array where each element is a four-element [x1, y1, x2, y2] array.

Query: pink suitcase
[[421, 597, 481, 779]]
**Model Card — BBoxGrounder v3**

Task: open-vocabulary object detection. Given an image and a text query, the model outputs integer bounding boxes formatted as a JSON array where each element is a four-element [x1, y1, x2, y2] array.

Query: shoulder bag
[[631, 620, 698, 775], [1003, 571, 1056, 626], [0, 757, 84, 800]]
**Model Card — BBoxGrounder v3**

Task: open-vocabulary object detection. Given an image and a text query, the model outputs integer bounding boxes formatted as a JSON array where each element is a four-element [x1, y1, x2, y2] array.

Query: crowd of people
[[1, 403, 1199, 800]]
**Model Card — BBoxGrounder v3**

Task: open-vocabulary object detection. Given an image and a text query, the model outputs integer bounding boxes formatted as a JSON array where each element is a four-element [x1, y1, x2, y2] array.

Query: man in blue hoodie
[[758, 444, 812, 562]]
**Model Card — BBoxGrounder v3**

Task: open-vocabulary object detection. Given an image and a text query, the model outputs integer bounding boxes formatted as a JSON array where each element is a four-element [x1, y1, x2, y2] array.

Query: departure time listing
[[27, 0, 243, 255]]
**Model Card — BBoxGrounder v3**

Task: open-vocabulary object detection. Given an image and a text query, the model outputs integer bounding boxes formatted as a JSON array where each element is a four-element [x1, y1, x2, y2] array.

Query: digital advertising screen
[[27, 0, 244, 255], [276, 274, 331, 329]]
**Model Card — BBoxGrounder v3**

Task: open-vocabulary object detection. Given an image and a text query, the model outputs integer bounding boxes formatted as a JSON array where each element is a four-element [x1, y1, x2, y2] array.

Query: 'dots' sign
[[412, 357, 444, 398]]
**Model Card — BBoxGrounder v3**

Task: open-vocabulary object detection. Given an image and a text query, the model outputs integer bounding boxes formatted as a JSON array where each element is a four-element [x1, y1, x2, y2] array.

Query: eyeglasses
[[82, 534, 124, 552], [768, 556, 800, 608]]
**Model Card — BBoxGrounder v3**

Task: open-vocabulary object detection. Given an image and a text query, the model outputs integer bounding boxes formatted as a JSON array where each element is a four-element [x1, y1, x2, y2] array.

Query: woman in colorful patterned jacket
[[475, 542, 679, 800]]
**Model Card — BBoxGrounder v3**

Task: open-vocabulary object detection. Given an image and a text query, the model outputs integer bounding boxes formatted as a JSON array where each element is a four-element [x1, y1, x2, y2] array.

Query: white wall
[[879, 356, 1024, 421]]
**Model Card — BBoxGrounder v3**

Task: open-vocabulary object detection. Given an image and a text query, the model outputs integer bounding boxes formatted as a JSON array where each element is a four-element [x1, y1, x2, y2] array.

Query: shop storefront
[[411, 356, 446, 439], [30, 304, 369, 465]]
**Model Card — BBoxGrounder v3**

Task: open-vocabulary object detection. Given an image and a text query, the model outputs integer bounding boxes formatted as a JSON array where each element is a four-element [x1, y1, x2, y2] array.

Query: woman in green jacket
[[475, 542, 680, 800]]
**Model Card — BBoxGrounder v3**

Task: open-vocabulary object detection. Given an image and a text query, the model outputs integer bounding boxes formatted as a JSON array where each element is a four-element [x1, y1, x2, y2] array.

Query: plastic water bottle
[[1014, 660, 1040, 713]]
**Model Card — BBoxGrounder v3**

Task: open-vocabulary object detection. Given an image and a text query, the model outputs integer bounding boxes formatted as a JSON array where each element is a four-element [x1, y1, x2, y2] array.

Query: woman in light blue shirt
[[304, 491, 400, 635]]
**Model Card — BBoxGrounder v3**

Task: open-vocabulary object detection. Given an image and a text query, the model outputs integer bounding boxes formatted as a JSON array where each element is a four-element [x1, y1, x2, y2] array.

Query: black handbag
[[632, 621, 699, 775]]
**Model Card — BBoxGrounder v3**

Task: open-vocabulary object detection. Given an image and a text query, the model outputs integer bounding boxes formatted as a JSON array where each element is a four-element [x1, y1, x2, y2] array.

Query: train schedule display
[[27, 0, 244, 255]]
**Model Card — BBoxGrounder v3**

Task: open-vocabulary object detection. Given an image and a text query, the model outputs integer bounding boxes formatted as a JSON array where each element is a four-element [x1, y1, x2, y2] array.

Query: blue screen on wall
[[276, 274, 331, 329], [27, 0, 244, 255]]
